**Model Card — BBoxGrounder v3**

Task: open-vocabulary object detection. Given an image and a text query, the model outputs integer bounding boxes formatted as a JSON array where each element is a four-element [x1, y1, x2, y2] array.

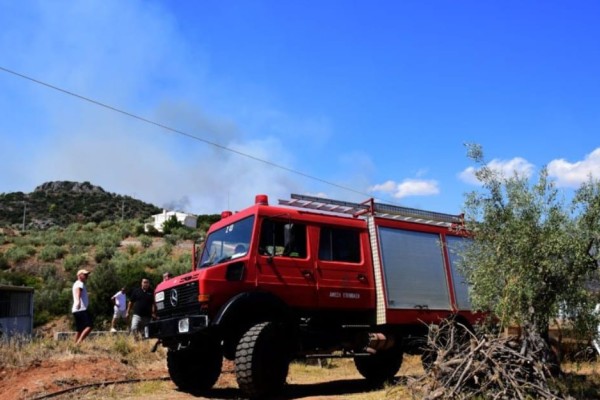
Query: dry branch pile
[[407, 320, 568, 399]]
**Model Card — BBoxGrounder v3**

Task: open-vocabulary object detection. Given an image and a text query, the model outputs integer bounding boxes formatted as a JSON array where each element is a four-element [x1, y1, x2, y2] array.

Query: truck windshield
[[198, 215, 255, 268]]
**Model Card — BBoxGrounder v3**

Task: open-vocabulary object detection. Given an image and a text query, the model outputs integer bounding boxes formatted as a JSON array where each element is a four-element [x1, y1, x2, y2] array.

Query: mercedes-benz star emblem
[[170, 289, 178, 307]]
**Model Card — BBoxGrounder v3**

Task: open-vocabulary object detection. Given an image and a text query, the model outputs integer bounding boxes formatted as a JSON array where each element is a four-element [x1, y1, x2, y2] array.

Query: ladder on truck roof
[[279, 193, 463, 228]]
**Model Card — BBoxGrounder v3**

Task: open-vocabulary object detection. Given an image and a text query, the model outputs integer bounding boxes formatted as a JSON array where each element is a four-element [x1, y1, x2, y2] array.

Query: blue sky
[[1, 1, 599, 215]]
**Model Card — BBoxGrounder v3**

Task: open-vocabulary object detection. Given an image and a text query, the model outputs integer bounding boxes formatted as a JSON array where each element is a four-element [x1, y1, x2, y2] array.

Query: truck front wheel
[[235, 321, 291, 398], [354, 347, 403, 386], [167, 336, 222, 393]]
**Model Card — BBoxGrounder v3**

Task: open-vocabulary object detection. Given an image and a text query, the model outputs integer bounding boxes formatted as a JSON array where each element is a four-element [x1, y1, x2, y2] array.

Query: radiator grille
[[157, 281, 200, 318]]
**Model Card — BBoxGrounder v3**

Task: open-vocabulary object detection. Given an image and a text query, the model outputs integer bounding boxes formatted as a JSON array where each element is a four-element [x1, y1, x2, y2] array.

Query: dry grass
[[0, 333, 166, 369]]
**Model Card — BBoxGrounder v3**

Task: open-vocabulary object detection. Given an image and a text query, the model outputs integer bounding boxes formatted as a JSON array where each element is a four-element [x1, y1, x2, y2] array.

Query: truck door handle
[[357, 274, 367, 283], [302, 270, 314, 279]]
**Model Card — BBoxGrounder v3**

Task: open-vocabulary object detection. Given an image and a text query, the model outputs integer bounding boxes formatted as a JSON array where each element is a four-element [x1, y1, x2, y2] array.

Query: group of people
[[71, 269, 173, 344]]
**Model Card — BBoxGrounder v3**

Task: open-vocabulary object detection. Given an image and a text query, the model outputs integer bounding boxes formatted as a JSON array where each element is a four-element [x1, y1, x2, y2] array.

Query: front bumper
[[145, 314, 209, 339]]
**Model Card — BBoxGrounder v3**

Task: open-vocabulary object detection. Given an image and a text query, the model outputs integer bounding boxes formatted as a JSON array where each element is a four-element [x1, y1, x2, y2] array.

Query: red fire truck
[[146, 194, 479, 398]]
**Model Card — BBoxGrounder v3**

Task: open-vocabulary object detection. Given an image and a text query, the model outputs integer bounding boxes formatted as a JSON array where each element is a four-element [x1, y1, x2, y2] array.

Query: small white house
[[145, 210, 197, 233]]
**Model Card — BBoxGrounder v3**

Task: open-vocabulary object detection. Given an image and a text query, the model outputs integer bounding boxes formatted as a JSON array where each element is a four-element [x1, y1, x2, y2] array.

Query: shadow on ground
[[183, 376, 412, 399]]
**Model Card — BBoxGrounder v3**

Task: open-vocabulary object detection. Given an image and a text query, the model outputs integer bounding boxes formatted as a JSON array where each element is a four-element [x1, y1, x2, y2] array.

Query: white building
[[145, 210, 197, 233]]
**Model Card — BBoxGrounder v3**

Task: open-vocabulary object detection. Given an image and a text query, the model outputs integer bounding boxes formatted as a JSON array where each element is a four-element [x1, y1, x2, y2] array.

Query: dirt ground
[[3, 342, 600, 400], [0, 355, 167, 400], [0, 346, 419, 400]]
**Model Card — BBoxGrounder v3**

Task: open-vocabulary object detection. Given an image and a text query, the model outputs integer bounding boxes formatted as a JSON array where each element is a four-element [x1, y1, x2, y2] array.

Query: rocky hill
[[0, 181, 162, 228]]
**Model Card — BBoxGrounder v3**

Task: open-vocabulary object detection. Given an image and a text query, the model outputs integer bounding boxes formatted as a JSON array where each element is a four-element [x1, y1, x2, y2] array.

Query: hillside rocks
[[0, 181, 161, 228], [34, 181, 107, 195]]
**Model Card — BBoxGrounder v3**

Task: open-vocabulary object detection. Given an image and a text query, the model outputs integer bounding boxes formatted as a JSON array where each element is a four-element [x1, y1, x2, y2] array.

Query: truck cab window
[[319, 227, 361, 263], [198, 216, 255, 268], [259, 219, 307, 258]]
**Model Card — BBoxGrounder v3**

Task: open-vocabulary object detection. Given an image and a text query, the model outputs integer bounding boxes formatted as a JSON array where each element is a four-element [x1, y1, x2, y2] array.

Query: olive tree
[[460, 144, 600, 341]]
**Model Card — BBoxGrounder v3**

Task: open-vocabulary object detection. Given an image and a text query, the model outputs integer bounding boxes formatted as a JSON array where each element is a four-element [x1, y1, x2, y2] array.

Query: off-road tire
[[167, 337, 222, 393], [354, 347, 403, 386], [235, 321, 290, 399]]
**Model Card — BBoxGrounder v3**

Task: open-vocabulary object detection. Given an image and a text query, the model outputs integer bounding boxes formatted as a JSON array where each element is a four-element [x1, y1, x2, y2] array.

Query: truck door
[[255, 218, 317, 309], [313, 226, 374, 310]]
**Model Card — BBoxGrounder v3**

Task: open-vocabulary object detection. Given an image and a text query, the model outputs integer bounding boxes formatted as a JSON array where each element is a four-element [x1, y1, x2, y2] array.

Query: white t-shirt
[[72, 280, 89, 313], [112, 291, 127, 311]]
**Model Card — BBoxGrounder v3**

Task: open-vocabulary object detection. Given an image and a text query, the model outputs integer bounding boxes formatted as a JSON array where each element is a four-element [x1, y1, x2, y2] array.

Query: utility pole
[[22, 201, 27, 232]]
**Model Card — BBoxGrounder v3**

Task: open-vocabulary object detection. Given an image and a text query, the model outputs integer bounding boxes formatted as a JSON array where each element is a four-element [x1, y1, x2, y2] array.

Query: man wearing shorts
[[127, 278, 155, 339], [110, 287, 127, 332], [72, 269, 92, 344]]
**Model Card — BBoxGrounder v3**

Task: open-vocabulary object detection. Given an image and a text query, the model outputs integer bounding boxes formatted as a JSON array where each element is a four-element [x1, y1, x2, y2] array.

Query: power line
[[0, 65, 375, 199]]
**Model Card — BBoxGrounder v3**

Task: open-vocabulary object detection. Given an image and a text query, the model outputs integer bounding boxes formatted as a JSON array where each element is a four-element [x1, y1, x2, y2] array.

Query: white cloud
[[369, 179, 440, 199], [459, 157, 535, 185], [547, 148, 600, 187]]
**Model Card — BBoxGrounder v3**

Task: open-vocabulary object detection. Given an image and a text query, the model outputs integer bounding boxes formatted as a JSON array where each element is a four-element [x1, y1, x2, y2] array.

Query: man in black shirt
[[127, 278, 155, 339]]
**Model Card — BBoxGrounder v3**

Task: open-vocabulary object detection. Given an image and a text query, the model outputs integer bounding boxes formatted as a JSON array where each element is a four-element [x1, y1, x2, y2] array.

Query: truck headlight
[[178, 318, 189, 333]]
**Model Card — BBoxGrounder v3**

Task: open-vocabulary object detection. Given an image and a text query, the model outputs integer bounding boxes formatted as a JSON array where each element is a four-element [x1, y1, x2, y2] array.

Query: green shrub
[[98, 220, 114, 229], [63, 254, 87, 273], [94, 246, 116, 263], [0, 270, 39, 287], [145, 224, 159, 236], [38, 245, 67, 262], [0, 252, 8, 270], [47, 233, 67, 246], [82, 222, 97, 231], [164, 234, 179, 246], [139, 235, 152, 248], [134, 223, 146, 236], [68, 244, 88, 255], [26, 233, 44, 246], [172, 226, 200, 241], [126, 245, 138, 256], [119, 225, 132, 239], [74, 232, 95, 246], [162, 216, 183, 234], [131, 248, 167, 269], [88, 263, 120, 320], [159, 243, 173, 257], [34, 270, 70, 322], [5, 245, 36, 264], [97, 232, 121, 248], [163, 253, 193, 276], [66, 223, 81, 232], [34, 309, 52, 327]]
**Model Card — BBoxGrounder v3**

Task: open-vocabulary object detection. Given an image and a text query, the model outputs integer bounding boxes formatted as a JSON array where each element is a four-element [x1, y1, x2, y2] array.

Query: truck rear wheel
[[235, 321, 290, 398], [354, 347, 403, 386], [167, 337, 222, 393]]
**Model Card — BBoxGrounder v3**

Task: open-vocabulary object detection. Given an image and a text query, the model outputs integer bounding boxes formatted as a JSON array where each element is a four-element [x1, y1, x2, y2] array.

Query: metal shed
[[0, 285, 34, 338]]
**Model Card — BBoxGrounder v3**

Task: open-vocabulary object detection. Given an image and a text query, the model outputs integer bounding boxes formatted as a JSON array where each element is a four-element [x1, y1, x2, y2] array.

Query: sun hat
[[77, 269, 91, 276]]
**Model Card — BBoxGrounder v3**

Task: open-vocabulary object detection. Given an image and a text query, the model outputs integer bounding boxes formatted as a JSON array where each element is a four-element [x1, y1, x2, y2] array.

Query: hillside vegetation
[[0, 181, 162, 229], [0, 181, 220, 329]]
